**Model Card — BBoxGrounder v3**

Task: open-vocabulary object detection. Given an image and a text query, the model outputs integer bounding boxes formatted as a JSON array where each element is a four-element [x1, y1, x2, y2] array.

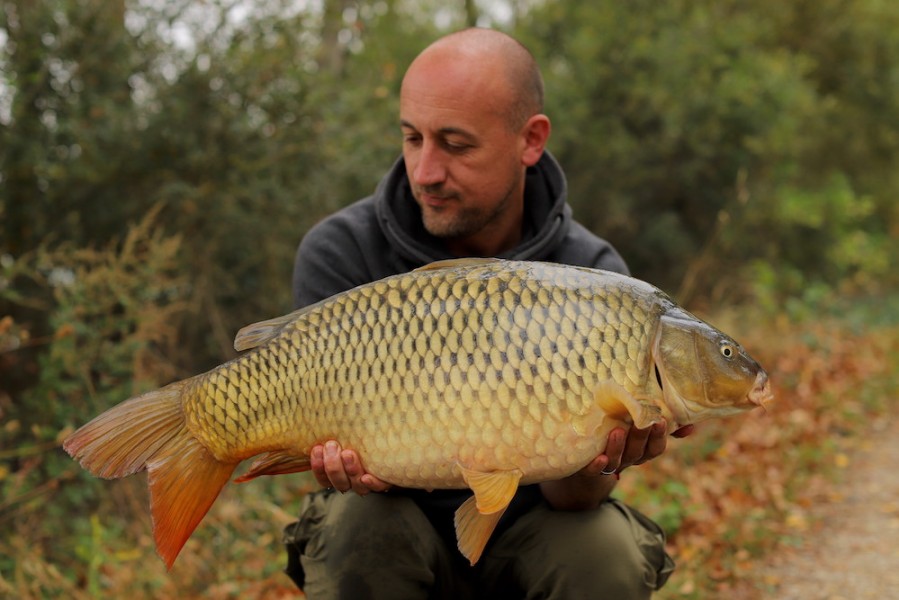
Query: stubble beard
[[416, 181, 518, 242], [422, 201, 503, 239]]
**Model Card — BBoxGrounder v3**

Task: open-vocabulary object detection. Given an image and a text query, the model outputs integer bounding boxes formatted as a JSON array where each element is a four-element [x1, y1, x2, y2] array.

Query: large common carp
[[63, 258, 773, 567]]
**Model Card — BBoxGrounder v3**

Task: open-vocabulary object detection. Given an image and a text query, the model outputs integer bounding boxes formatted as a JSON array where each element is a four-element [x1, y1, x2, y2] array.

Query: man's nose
[[412, 141, 447, 187]]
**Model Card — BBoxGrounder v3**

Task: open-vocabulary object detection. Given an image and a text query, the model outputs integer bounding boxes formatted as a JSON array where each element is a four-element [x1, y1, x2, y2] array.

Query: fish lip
[[748, 371, 774, 410]]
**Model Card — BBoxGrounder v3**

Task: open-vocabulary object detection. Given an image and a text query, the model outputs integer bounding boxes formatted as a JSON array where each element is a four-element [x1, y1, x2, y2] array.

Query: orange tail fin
[[63, 380, 237, 569]]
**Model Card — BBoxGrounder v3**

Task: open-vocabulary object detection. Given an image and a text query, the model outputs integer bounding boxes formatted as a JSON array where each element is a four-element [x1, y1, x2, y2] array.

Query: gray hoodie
[[292, 152, 627, 309], [290, 151, 629, 550]]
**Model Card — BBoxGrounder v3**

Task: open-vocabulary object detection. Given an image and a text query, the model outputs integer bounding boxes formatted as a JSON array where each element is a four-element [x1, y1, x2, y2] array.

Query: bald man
[[284, 28, 682, 599]]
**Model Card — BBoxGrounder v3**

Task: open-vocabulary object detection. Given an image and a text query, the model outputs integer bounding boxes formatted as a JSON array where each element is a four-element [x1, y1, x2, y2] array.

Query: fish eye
[[720, 344, 735, 359]]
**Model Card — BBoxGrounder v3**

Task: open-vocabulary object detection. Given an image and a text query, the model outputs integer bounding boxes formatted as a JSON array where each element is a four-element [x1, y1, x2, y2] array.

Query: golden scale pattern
[[186, 263, 665, 486]]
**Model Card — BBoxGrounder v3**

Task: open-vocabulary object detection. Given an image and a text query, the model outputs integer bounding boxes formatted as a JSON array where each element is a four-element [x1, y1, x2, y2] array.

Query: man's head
[[399, 28, 551, 256]]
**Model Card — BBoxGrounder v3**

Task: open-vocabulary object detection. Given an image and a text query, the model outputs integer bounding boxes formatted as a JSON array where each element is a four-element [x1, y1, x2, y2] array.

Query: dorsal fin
[[413, 257, 502, 272], [233, 303, 318, 351]]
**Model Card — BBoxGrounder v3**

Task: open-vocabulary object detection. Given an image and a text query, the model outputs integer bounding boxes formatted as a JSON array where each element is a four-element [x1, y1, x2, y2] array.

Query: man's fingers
[[361, 474, 393, 493], [634, 421, 668, 465], [310, 445, 331, 488], [601, 427, 627, 473], [618, 424, 651, 469], [580, 454, 613, 477], [345, 452, 393, 493], [597, 419, 687, 476], [342, 449, 362, 477], [323, 440, 351, 492], [342, 450, 373, 496], [672, 424, 696, 439]]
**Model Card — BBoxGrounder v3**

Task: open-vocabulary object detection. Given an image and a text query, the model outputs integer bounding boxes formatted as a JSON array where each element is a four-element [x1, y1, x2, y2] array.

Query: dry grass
[[630, 309, 899, 598], [2, 306, 896, 599]]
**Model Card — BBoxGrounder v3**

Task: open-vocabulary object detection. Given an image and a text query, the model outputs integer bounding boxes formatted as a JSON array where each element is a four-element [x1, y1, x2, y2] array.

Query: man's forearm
[[539, 472, 619, 511]]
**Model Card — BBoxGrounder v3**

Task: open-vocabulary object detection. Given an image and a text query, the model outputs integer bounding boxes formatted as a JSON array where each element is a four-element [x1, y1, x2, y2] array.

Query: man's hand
[[598, 421, 695, 475], [310, 440, 392, 495], [540, 420, 695, 510]]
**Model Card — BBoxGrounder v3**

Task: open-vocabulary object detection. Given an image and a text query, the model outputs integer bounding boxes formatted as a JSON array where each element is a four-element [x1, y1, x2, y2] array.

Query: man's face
[[399, 56, 526, 244]]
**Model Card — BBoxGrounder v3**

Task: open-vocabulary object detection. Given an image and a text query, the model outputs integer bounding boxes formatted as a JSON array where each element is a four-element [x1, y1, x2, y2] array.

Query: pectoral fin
[[573, 382, 663, 435], [458, 465, 522, 513], [453, 466, 522, 565], [233, 451, 311, 483], [454, 496, 504, 566]]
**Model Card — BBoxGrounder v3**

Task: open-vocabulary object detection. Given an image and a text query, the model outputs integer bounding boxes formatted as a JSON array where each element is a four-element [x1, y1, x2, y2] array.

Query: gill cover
[[654, 312, 764, 425]]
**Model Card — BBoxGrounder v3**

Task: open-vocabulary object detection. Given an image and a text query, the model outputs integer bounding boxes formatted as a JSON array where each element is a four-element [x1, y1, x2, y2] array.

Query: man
[[286, 27, 689, 599]]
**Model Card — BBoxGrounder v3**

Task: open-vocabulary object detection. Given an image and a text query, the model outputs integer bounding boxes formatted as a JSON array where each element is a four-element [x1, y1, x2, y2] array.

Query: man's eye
[[444, 141, 471, 153]]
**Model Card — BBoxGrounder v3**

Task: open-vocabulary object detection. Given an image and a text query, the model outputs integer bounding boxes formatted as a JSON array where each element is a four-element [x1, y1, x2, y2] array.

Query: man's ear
[[520, 114, 551, 166]]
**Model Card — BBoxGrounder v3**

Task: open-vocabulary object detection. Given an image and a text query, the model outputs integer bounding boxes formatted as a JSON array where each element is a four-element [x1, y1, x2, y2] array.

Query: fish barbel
[[63, 258, 773, 567]]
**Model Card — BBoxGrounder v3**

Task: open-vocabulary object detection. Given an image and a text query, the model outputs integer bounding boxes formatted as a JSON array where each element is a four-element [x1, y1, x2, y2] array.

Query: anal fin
[[234, 451, 311, 483]]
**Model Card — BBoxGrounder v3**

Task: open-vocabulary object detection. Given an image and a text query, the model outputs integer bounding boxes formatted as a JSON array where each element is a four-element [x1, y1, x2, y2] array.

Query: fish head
[[653, 312, 773, 427]]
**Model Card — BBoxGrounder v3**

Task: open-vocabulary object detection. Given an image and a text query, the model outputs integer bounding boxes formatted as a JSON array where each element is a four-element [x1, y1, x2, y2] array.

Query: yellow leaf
[[678, 579, 696, 594], [54, 323, 76, 339], [785, 510, 808, 531]]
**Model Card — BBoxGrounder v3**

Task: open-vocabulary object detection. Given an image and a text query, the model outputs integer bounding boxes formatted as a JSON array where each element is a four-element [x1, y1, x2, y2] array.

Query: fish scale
[[191, 261, 658, 488], [64, 258, 772, 568]]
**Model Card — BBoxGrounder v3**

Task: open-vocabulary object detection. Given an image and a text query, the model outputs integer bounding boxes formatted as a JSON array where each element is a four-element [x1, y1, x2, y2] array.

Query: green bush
[[0, 209, 189, 588]]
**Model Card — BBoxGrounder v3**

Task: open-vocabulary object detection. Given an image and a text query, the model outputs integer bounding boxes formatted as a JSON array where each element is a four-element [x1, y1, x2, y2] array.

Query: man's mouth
[[419, 191, 455, 207]]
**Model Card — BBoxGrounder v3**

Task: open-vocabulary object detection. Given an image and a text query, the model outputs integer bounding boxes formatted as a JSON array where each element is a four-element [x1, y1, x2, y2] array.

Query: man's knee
[[295, 491, 434, 568], [284, 490, 461, 599], [485, 500, 674, 598]]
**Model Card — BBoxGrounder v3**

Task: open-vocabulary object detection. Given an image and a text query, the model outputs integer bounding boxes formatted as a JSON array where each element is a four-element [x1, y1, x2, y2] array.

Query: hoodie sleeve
[[292, 195, 410, 309], [293, 224, 364, 309], [292, 198, 378, 309], [548, 221, 631, 276]]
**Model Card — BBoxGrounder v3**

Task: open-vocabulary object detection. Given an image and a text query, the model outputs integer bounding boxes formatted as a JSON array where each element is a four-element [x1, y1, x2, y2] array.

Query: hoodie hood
[[374, 152, 573, 264]]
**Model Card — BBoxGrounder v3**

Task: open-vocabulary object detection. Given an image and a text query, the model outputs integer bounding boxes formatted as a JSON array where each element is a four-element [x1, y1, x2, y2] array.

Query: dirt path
[[732, 413, 899, 599]]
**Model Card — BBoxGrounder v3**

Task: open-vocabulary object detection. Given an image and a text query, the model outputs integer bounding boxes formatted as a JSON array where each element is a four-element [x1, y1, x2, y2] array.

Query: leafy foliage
[[1, 0, 898, 597], [516, 0, 898, 301], [619, 303, 899, 597], [0, 208, 188, 593]]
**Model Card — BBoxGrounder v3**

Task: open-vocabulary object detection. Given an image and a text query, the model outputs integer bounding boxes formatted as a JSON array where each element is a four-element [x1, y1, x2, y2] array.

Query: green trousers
[[283, 489, 674, 599]]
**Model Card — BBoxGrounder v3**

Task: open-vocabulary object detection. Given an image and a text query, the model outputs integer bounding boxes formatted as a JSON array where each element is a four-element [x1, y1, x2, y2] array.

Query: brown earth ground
[[729, 412, 899, 599]]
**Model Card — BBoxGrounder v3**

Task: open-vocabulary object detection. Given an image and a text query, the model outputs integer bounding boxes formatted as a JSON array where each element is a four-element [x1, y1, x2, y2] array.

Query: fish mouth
[[747, 371, 774, 410]]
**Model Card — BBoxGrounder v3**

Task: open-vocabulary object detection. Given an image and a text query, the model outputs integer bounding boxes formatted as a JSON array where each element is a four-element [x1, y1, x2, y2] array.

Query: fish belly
[[187, 261, 659, 488]]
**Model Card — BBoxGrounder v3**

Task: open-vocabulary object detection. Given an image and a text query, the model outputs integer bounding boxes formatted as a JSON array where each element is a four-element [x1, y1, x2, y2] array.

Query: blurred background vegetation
[[1, 0, 897, 598]]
